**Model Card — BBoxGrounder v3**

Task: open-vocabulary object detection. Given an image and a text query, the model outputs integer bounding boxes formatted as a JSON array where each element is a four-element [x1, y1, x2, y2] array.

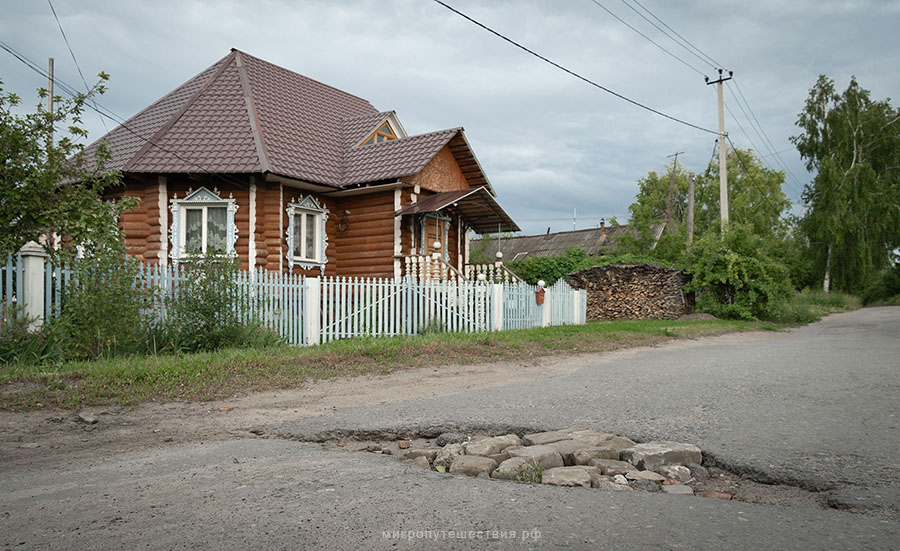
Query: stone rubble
[[393, 428, 732, 500]]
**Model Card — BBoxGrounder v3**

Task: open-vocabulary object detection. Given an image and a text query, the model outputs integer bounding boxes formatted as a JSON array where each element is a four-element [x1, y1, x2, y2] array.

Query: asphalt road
[[2, 307, 899, 549]]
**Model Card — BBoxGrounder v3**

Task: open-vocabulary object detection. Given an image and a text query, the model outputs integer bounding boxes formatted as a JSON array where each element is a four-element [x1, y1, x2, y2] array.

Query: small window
[[360, 121, 397, 146], [170, 187, 238, 260], [286, 196, 329, 273], [291, 210, 321, 262]]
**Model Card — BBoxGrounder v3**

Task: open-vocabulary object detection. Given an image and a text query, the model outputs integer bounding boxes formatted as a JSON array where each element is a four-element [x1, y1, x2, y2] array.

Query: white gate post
[[541, 285, 551, 328], [492, 283, 503, 332], [20, 241, 47, 330], [304, 277, 321, 346]]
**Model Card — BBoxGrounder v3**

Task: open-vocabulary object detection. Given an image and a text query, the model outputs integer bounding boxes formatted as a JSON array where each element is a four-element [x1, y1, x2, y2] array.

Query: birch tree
[[791, 76, 900, 293]]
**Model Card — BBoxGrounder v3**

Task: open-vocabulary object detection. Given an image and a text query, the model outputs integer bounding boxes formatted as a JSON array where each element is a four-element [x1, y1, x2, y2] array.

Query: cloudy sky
[[2, 0, 898, 235]]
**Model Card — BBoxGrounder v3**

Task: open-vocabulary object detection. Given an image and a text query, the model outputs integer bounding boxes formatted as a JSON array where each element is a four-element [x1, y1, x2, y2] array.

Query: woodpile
[[566, 264, 693, 320]]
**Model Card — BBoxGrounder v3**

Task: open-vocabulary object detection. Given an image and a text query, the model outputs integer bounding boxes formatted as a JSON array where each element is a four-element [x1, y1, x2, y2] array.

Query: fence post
[[492, 283, 503, 331], [541, 284, 551, 328], [573, 289, 583, 325], [20, 241, 47, 330], [304, 277, 321, 346]]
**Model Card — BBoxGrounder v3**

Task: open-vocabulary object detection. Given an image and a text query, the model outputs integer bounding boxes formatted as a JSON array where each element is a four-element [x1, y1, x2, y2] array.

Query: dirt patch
[[0, 356, 575, 470], [678, 313, 719, 321]]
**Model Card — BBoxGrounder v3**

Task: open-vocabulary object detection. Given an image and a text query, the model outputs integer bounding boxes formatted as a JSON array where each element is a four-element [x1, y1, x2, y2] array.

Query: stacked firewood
[[566, 264, 693, 320]]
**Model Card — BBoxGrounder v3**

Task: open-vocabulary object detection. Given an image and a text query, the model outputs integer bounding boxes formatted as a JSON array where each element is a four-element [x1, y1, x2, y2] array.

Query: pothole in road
[[306, 427, 828, 511]]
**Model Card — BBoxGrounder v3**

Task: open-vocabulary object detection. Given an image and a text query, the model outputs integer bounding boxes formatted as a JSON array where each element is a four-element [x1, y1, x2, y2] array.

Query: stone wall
[[566, 264, 692, 320]]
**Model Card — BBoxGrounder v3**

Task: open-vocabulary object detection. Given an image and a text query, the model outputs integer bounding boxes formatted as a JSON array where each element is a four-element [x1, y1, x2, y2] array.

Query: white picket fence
[[2, 248, 587, 346]]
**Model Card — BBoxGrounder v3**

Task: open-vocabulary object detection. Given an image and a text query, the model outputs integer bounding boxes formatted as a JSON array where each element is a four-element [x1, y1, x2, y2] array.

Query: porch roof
[[395, 187, 520, 234]]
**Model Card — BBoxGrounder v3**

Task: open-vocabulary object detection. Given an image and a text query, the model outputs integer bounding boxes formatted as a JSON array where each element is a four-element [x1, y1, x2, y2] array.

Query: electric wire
[[626, 0, 723, 69], [431, 0, 718, 135], [730, 78, 804, 189], [587, 0, 706, 76], [723, 91, 803, 196], [610, 1, 808, 198], [725, 134, 782, 213], [0, 39, 253, 193], [47, 0, 108, 134]]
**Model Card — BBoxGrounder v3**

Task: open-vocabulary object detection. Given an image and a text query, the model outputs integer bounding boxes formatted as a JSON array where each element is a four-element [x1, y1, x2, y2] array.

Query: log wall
[[566, 264, 693, 320]]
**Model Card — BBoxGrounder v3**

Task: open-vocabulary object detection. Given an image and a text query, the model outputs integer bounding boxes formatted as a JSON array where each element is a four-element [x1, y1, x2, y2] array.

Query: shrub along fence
[[2, 248, 586, 346]]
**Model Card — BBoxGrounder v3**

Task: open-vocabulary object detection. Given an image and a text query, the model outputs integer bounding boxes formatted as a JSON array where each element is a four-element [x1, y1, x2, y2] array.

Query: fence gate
[[319, 277, 493, 343]]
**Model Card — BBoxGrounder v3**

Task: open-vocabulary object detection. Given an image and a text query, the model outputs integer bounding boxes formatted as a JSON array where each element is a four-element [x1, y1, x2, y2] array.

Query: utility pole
[[705, 68, 733, 229], [686, 172, 695, 251], [48, 57, 54, 144], [665, 151, 683, 233]]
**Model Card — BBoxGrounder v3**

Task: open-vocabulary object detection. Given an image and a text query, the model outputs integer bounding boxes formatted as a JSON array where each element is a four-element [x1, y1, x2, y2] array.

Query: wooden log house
[[82, 49, 519, 278]]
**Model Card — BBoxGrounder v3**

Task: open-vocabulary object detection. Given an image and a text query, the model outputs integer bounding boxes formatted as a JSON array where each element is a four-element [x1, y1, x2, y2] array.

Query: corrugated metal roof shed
[[471, 223, 666, 260]]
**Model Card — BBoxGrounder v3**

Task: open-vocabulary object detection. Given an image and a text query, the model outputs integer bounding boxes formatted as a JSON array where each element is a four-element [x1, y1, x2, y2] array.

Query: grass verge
[[1, 318, 771, 410]]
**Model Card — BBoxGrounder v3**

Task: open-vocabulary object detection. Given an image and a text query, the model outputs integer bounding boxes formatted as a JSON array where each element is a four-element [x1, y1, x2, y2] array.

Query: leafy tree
[[626, 148, 791, 246], [0, 75, 133, 258], [685, 224, 793, 320], [791, 75, 900, 293]]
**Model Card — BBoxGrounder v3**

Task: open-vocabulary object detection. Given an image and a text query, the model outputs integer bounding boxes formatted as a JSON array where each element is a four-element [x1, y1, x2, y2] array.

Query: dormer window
[[360, 121, 397, 146]]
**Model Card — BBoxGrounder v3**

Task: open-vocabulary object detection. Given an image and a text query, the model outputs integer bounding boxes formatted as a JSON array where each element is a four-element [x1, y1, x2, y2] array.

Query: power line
[[587, 0, 705, 76], [0, 39, 252, 193], [47, 0, 108, 133], [723, 92, 803, 196], [730, 78, 804, 189], [626, 0, 723, 69], [725, 134, 783, 213], [431, 0, 718, 135], [612, 1, 807, 196], [761, 146, 799, 159]]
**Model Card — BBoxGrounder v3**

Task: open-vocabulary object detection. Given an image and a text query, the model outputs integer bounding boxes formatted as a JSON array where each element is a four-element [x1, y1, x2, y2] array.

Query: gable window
[[360, 121, 397, 146], [170, 187, 238, 261], [286, 196, 329, 273]]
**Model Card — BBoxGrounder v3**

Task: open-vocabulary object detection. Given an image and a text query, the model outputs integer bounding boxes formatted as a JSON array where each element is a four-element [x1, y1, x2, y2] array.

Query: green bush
[[162, 258, 282, 352], [506, 248, 675, 286], [53, 251, 150, 359], [0, 306, 62, 364], [770, 289, 859, 324], [862, 258, 900, 305], [685, 225, 793, 320]]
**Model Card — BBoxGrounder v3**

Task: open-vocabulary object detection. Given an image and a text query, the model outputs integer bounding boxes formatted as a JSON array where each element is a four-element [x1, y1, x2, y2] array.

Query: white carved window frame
[[169, 186, 239, 262], [286, 195, 329, 274]]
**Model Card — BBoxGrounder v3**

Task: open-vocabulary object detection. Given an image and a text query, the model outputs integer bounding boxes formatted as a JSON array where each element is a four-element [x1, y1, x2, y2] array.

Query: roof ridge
[[233, 50, 271, 173], [402, 126, 463, 140], [232, 49, 378, 111], [124, 51, 237, 172], [342, 110, 394, 123]]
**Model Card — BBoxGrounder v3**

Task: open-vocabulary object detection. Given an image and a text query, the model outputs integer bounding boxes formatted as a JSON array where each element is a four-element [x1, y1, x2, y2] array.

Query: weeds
[[513, 461, 545, 484], [0, 317, 787, 409]]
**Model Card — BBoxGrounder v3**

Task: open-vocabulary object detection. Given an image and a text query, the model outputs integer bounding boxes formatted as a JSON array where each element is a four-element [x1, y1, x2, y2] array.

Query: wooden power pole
[[686, 172, 695, 251], [706, 69, 732, 229], [48, 57, 54, 143], [665, 151, 683, 233]]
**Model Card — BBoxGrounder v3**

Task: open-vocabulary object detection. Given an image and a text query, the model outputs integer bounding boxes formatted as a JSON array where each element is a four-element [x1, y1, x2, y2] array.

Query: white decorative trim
[[158, 176, 168, 265], [249, 178, 257, 271], [285, 195, 329, 275], [169, 186, 238, 262], [393, 188, 402, 279], [457, 218, 463, 269], [279, 183, 283, 273]]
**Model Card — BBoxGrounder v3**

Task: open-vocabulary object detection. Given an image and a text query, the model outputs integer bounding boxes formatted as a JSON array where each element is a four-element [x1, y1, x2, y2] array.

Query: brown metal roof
[[471, 223, 666, 260], [80, 50, 496, 192], [395, 187, 520, 234]]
